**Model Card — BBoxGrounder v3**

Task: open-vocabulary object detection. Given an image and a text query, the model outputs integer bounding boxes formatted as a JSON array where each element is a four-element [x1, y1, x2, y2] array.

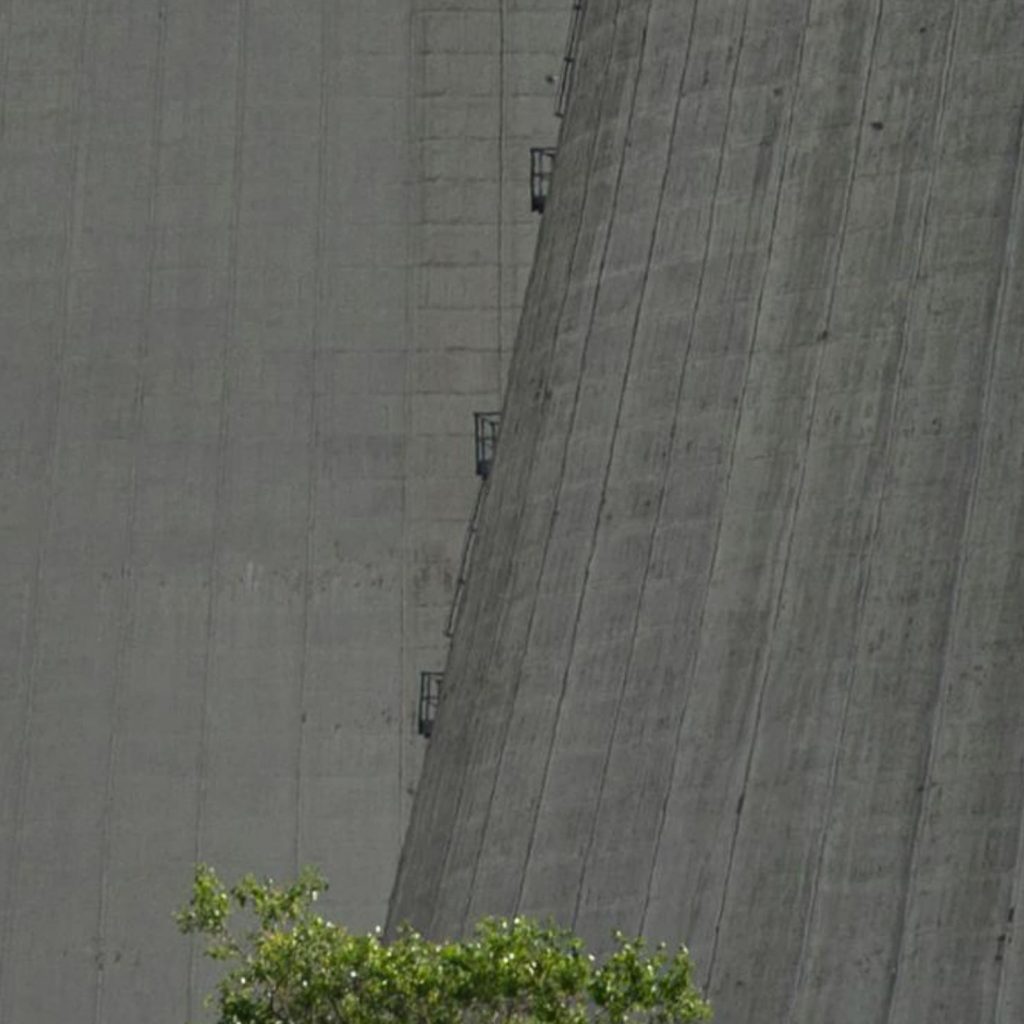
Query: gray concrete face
[[0, 0, 567, 1021], [389, 1, 1024, 1021]]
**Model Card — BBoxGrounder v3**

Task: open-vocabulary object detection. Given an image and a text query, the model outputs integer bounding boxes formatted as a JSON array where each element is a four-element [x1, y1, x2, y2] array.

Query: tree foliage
[[177, 865, 711, 1024]]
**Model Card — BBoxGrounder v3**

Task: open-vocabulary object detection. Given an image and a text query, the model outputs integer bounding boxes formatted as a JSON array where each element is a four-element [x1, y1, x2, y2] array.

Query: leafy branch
[[177, 866, 711, 1024]]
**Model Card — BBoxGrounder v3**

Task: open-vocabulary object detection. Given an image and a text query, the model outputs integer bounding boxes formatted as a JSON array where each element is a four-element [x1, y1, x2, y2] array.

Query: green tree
[[177, 865, 711, 1024]]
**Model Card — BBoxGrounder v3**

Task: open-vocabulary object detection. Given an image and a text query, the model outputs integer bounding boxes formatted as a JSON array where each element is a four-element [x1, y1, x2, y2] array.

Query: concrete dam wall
[[389, 1, 1024, 1021], [0, 1, 568, 1020]]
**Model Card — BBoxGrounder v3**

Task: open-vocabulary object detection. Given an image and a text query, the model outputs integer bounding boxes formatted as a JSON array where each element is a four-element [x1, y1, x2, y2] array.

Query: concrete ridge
[[389, 2, 1024, 1021]]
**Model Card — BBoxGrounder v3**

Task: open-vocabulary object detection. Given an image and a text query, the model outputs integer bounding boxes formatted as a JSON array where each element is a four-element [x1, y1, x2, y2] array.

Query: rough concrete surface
[[390, 1, 1024, 1021], [0, 0, 567, 1021]]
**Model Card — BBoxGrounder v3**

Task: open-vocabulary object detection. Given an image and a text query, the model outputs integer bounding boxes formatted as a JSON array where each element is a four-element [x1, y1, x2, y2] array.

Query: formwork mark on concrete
[[510, 0, 655, 921], [879, 9, 1024, 1021], [991, 113, 1024, 1022], [979, 90, 1024, 1024], [91, 5, 169, 1022], [187, 0, 250, 1011], [638, 0, 756, 946], [0, 0, 12, 145], [996, 698, 1024, 1017], [0, 0, 91, 1012], [388, 0, 471, 927], [775, 6, 913, 1013], [733, 0, 960, 1015], [444, 0, 631, 939], [696, 0, 848, 992], [569, 0, 700, 933], [398, 0, 421, 849], [864, 8, 974, 1020], [0, 0, 15, 975], [292, 0, 332, 878], [685, 0, 884, 1000], [720, 0, 909, 1013], [496, 0, 507, 394]]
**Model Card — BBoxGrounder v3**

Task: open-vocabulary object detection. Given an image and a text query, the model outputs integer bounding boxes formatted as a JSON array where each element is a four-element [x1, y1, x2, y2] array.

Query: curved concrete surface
[[389, 1, 1024, 1021], [0, 0, 568, 1020]]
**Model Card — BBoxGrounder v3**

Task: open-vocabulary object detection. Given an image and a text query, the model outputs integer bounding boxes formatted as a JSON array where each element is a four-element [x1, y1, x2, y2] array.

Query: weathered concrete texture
[[390, 1, 1024, 1021], [0, 1, 567, 1022]]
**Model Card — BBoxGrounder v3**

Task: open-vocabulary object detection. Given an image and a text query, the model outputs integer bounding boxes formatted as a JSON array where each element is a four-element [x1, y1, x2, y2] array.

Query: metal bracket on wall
[[530, 148, 557, 213], [474, 411, 501, 479], [417, 671, 444, 737]]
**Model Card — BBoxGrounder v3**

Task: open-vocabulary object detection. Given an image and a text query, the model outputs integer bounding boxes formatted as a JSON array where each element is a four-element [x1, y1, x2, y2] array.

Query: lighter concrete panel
[[0, 0, 569, 1021]]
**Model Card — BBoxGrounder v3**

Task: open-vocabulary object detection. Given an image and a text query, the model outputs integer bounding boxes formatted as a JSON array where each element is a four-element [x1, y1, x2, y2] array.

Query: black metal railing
[[474, 411, 501, 479], [443, 413, 500, 640], [530, 147, 556, 213], [418, 671, 444, 737]]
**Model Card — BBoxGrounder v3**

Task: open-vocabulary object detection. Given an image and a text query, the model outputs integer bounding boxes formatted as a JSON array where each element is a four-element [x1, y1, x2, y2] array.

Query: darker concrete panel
[[389, 1, 1024, 1021]]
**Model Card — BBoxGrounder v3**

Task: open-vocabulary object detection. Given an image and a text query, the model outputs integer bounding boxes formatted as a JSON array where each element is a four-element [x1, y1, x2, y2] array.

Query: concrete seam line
[[776, 36, 888, 1024], [869, 7, 967, 1020], [384, 0, 422, 931], [570, 0, 700, 934], [397, 0, 420, 886], [91, 4, 169, 1022], [511, 0, 652, 920], [292, 0, 332, 879], [782, 6, 964, 1018], [881, 4, 1024, 1018], [436, 0, 625, 937], [0, 0, 12, 144], [686, 0, 885, 1000], [751, 0, 896, 1015], [496, 0, 506, 395], [0, 0, 11, 961], [638, 0, 756, 943], [186, 0, 249, 1011], [0, 0, 91, 1013], [398, 0, 443, 929], [990, 96, 1024, 1024], [407, 0, 491, 931], [698, 0, 837, 990]]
